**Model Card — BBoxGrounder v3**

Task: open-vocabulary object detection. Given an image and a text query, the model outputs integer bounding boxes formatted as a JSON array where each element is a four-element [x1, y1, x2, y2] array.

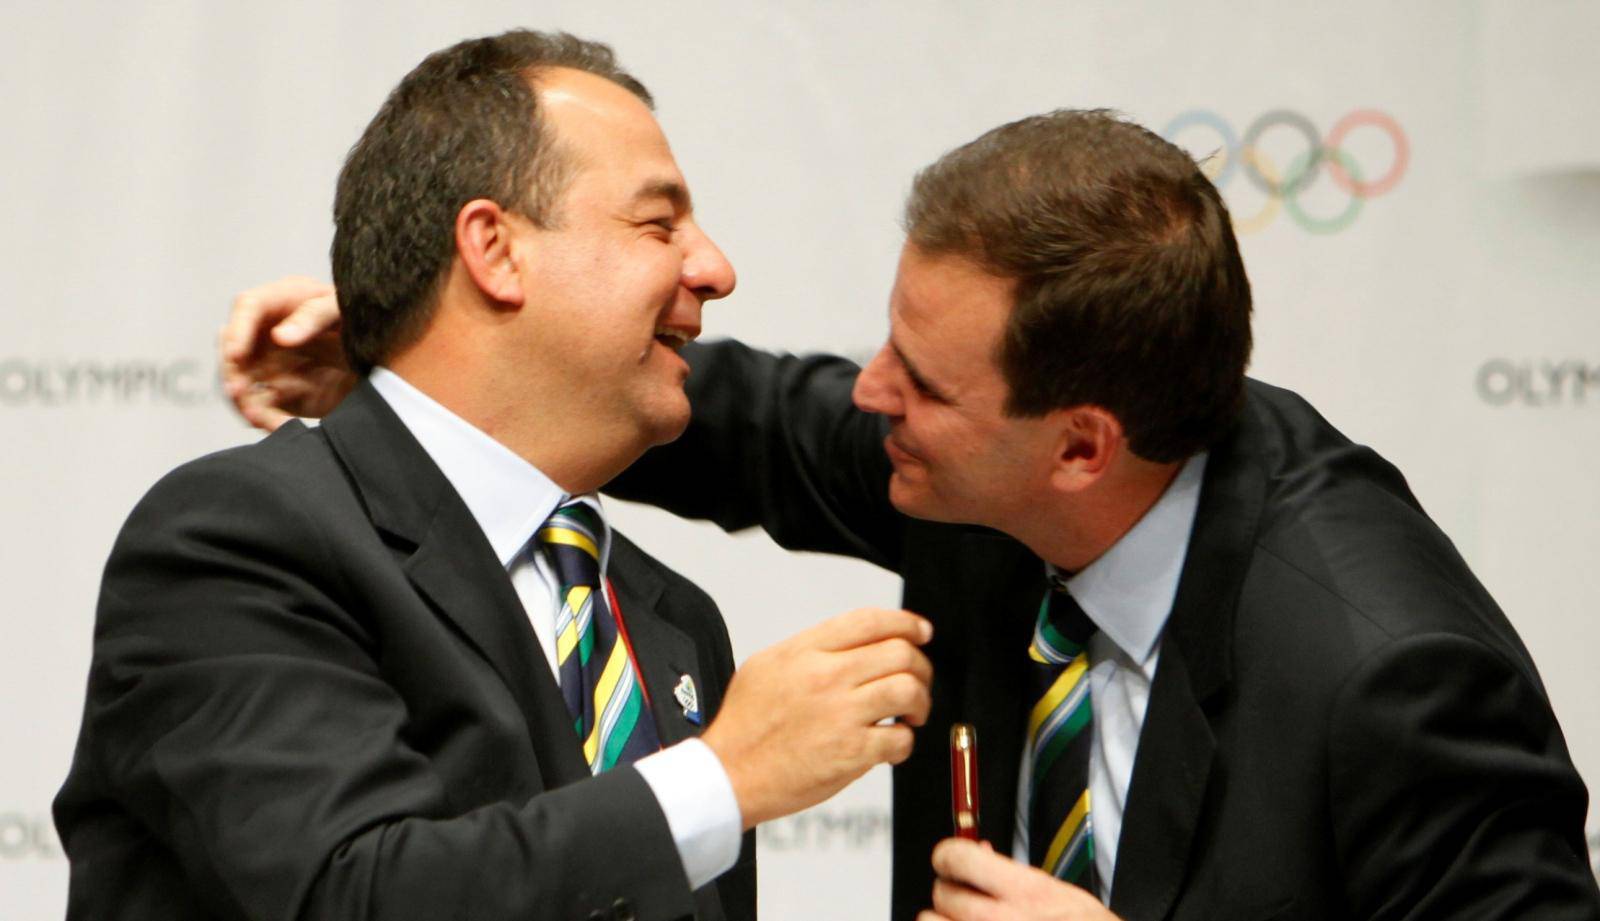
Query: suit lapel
[[1107, 646, 1214, 921], [1109, 399, 1267, 921], [608, 538, 706, 746], [948, 531, 1040, 850], [321, 382, 587, 786], [403, 500, 589, 785]]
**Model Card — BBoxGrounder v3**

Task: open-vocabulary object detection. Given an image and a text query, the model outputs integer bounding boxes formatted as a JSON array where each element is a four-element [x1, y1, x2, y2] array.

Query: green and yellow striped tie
[[1025, 583, 1099, 895], [537, 499, 660, 772]]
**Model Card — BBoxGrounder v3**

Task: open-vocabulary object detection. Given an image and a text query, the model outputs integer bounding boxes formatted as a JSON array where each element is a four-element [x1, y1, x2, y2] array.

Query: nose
[[852, 342, 904, 418], [681, 223, 737, 302]]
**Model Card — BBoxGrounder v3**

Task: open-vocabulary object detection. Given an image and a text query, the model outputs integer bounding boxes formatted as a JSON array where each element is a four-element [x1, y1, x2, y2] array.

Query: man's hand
[[220, 276, 355, 431], [919, 838, 1121, 921], [701, 607, 934, 830]]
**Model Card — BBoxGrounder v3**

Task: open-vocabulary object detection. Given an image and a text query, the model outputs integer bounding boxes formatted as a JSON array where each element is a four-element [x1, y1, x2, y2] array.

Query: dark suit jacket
[[610, 340, 1600, 921], [56, 382, 755, 921]]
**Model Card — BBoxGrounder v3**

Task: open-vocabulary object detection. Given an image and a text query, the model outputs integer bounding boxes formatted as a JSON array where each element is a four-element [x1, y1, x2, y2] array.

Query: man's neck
[[384, 352, 638, 496], [1009, 459, 1186, 574]]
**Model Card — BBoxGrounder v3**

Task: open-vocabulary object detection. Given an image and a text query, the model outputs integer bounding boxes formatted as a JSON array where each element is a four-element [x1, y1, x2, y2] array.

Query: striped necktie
[[1025, 581, 1099, 896], [536, 499, 660, 772]]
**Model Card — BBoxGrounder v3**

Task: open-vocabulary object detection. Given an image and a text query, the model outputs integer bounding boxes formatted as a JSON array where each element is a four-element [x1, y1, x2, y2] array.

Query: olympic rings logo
[[1161, 109, 1409, 235]]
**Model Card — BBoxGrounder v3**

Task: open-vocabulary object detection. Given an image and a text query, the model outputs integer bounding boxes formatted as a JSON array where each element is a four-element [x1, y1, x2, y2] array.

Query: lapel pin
[[673, 674, 702, 725]]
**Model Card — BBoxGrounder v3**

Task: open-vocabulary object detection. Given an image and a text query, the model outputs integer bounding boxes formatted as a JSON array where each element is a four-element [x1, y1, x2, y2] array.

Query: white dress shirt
[[369, 368, 742, 890], [1012, 452, 1208, 903]]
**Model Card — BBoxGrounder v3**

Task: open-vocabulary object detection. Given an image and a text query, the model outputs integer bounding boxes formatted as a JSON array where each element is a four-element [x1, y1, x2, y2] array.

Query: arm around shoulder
[[608, 339, 905, 570]]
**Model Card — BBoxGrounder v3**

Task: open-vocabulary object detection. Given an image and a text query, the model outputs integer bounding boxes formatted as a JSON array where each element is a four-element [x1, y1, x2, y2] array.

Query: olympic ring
[[1325, 109, 1409, 197], [1241, 109, 1324, 198], [1161, 110, 1241, 190], [1227, 146, 1282, 236], [1283, 146, 1364, 235], [1159, 108, 1408, 234]]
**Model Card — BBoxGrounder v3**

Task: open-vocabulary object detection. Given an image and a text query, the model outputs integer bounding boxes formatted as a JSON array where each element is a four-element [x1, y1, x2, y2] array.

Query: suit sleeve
[[606, 339, 906, 572], [65, 454, 696, 921], [1328, 633, 1600, 920]]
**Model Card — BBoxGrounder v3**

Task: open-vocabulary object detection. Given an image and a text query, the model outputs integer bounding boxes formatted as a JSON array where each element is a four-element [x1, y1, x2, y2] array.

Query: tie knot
[[536, 499, 606, 588], [1030, 585, 1095, 664]]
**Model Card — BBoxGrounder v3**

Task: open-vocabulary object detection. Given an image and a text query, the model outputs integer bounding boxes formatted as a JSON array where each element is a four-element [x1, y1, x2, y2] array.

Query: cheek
[[630, 242, 683, 297], [587, 238, 679, 306], [937, 418, 1018, 478], [905, 413, 968, 467]]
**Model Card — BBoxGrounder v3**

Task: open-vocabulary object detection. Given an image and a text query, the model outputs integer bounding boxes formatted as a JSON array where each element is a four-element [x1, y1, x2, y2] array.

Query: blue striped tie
[[536, 499, 660, 772], [1025, 582, 1099, 896]]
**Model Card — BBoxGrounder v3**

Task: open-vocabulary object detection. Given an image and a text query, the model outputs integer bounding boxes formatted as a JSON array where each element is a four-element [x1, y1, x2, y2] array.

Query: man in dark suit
[[216, 109, 1600, 919], [606, 112, 1600, 919], [55, 31, 934, 921]]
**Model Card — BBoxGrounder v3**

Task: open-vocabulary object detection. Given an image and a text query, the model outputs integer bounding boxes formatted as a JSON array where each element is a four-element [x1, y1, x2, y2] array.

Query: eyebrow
[[630, 179, 691, 214], [892, 340, 949, 402]]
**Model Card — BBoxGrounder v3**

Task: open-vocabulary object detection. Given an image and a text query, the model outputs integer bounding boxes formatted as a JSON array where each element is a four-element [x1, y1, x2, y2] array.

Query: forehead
[[535, 67, 683, 193], [890, 245, 1015, 376]]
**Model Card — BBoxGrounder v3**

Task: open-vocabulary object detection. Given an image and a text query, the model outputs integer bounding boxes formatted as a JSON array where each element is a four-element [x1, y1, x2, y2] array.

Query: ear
[[455, 199, 527, 309], [1048, 406, 1124, 493]]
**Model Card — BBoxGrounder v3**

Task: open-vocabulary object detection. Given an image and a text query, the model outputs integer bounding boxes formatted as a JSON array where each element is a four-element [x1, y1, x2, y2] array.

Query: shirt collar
[[1047, 451, 1208, 664], [368, 367, 610, 571]]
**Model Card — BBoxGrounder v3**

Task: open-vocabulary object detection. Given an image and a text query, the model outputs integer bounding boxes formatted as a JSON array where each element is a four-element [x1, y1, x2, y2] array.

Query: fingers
[[864, 723, 917, 765], [234, 385, 295, 432], [812, 607, 932, 652], [219, 277, 354, 431], [932, 838, 1036, 896], [857, 671, 932, 728], [806, 618, 932, 728], [221, 276, 334, 361], [842, 635, 934, 689], [699, 607, 934, 829], [270, 291, 341, 348], [930, 838, 1106, 919], [931, 878, 999, 921]]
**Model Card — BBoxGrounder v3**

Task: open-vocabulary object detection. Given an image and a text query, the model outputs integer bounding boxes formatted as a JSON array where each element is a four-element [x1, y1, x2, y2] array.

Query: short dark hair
[[903, 109, 1253, 462], [331, 30, 652, 375]]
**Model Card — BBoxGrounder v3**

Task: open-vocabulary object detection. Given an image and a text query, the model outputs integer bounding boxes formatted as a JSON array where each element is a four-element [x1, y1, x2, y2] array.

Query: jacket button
[[612, 897, 636, 921]]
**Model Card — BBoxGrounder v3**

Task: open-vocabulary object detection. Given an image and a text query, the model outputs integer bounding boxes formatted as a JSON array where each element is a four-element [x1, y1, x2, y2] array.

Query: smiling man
[[616, 110, 1599, 921], [55, 31, 935, 921], [218, 106, 1599, 920]]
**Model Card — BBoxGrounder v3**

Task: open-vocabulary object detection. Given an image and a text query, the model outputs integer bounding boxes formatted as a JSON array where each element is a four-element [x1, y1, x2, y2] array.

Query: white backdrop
[[3, 1, 1597, 917]]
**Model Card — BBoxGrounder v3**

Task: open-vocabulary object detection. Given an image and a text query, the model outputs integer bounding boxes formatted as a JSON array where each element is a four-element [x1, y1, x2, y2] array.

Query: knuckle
[[893, 672, 924, 703], [930, 842, 951, 875], [811, 650, 843, 682], [908, 696, 932, 724], [885, 725, 914, 763], [799, 655, 839, 697]]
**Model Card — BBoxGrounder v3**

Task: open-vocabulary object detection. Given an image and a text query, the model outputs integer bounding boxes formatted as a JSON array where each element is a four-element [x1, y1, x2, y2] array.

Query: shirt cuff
[[633, 737, 743, 890]]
